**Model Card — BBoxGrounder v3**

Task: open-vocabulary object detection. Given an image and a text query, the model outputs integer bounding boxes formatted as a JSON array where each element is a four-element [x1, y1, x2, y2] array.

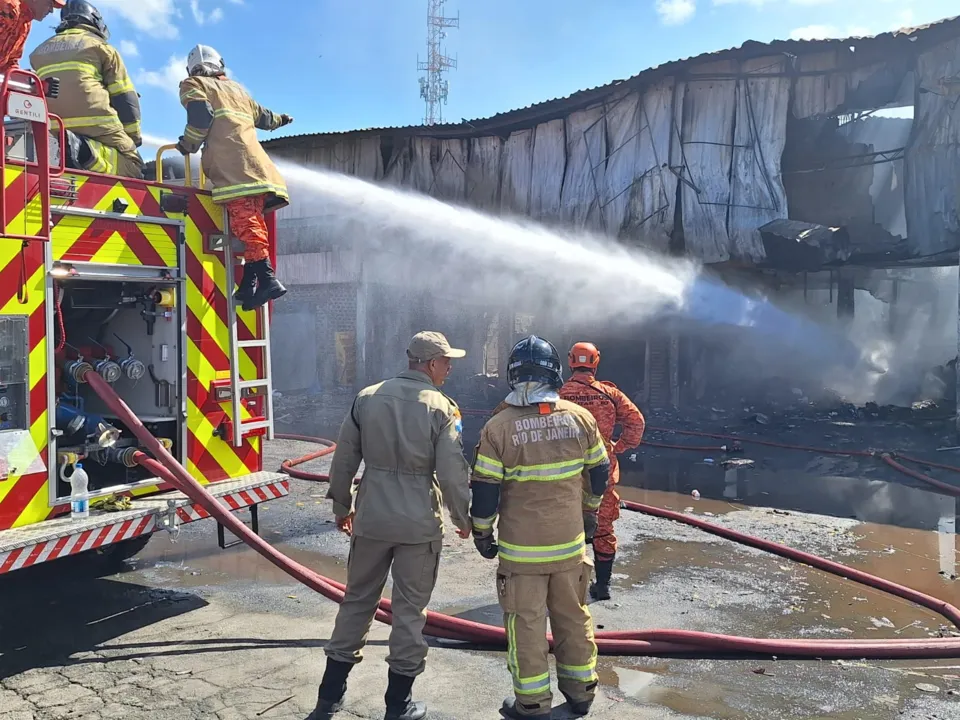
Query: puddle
[[129, 530, 348, 589], [624, 454, 959, 530], [597, 664, 740, 718]]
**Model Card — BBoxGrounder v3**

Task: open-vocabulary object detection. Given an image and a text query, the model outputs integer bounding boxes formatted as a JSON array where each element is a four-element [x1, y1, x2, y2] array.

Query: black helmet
[[58, 1, 109, 40], [507, 335, 563, 390]]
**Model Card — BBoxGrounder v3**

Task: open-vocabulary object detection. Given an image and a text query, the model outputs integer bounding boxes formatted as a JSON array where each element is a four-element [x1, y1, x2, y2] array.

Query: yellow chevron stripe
[[136, 222, 178, 266], [3, 165, 20, 189], [0, 267, 45, 317], [0, 411, 48, 526], [0, 254, 48, 525], [187, 397, 251, 478], [4, 165, 45, 238], [89, 230, 144, 265], [186, 337, 254, 424], [185, 275, 257, 381], [182, 219, 258, 353]]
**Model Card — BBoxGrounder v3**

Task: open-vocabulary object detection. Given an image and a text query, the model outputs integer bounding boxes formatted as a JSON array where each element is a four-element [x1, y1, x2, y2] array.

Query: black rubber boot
[[306, 658, 353, 720], [243, 257, 286, 311], [384, 670, 427, 720], [589, 555, 614, 601], [499, 697, 552, 719], [233, 261, 257, 306], [560, 686, 596, 717]]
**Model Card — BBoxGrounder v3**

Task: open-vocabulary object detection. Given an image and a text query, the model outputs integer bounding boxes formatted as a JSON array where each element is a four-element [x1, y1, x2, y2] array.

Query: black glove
[[583, 512, 598, 543], [175, 138, 190, 155], [473, 534, 499, 559], [279, 114, 294, 127]]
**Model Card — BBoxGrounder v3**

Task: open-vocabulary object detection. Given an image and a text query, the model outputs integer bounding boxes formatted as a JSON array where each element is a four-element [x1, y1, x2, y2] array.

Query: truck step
[[0, 471, 288, 575]]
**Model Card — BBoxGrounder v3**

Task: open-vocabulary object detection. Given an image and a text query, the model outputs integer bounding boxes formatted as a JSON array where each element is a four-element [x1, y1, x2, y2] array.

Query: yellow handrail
[[155, 144, 192, 187], [154, 145, 206, 188]]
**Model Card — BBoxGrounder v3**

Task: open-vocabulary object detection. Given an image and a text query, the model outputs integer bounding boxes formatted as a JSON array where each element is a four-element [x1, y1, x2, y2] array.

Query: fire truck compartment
[[54, 274, 184, 500]]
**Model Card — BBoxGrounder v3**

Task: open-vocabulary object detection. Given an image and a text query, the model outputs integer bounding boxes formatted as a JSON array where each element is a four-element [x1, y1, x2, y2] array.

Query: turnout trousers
[[225, 195, 271, 262], [324, 535, 442, 677], [593, 455, 621, 561], [497, 558, 598, 716]]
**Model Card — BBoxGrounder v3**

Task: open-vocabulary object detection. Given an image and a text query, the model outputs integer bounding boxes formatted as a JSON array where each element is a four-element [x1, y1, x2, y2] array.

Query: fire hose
[[81, 370, 960, 658]]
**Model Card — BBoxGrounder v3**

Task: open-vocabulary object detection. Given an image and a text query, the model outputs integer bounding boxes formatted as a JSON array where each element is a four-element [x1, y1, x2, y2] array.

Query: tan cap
[[407, 331, 466, 362]]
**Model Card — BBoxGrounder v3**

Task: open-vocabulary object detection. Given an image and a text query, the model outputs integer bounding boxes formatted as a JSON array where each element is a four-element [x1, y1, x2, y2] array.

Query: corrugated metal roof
[[263, 14, 960, 147]]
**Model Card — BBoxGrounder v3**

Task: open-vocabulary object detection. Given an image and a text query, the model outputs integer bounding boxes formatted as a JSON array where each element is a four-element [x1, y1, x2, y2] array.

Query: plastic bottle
[[70, 464, 90, 519]]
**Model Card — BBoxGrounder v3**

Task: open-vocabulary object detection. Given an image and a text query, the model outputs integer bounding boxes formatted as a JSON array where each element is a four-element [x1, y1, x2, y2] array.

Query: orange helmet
[[568, 342, 600, 371]]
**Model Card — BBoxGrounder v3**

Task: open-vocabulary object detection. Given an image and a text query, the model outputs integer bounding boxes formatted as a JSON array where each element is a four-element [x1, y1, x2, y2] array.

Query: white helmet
[[186, 44, 225, 77]]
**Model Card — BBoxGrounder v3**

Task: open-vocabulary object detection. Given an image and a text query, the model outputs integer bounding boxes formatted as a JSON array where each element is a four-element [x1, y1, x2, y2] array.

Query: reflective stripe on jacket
[[471, 399, 609, 575], [29, 28, 143, 168], [177, 75, 289, 209], [326, 370, 471, 544]]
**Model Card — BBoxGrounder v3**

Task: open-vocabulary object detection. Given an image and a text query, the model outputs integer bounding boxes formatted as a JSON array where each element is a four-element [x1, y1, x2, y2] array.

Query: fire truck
[[0, 69, 288, 575]]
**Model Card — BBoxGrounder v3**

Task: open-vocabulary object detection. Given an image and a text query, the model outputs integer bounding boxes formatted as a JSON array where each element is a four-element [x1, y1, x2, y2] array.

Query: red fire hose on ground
[[81, 370, 960, 658]]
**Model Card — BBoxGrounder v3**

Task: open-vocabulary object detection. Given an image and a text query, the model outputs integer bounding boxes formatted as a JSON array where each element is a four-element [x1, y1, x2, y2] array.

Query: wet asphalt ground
[[1, 430, 959, 719]]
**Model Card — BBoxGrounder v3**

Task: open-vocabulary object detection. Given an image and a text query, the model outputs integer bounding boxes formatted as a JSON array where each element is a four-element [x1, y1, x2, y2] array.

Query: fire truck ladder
[[152, 147, 275, 448], [222, 238, 276, 447]]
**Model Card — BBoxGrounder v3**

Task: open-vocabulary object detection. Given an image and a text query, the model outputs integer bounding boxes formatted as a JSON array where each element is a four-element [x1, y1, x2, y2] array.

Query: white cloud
[[190, 1, 226, 25], [190, 0, 204, 23], [137, 55, 187, 96], [227, 0, 243, 4], [96, 0, 179, 39], [118, 39, 138, 57], [656, 0, 696, 25]]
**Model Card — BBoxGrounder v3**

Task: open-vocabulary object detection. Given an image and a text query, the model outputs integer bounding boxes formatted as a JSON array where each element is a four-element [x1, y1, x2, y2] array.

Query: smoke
[[274, 162, 904, 403], [276, 162, 698, 328]]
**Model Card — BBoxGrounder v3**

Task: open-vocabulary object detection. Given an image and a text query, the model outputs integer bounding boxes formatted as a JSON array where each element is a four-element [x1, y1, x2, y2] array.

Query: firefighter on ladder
[[29, 1, 144, 178], [470, 335, 610, 719], [559, 342, 645, 601], [176, 44, 293, 311], [1, 0, 64, 71]]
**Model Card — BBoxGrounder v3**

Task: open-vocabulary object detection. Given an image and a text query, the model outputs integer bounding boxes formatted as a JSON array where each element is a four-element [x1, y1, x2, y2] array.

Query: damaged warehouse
[[263, 17, 960, 416]]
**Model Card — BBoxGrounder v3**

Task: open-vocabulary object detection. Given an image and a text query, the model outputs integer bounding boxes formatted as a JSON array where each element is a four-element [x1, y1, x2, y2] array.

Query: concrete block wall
[[271, 283, 358, 392]]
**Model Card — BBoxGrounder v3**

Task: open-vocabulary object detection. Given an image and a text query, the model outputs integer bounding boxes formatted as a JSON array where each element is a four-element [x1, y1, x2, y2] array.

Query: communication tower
[[417, 0, 458, 125]]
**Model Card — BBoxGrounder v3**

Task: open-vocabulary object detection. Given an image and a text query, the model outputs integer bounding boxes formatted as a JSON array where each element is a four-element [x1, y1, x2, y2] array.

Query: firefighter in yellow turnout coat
[[471, 336, 610, 719], [30, 1, 143, 178]]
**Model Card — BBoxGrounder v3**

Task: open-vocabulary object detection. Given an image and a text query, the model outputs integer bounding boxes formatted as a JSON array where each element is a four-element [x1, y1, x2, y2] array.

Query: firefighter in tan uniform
[[29, 1, 143, 178], [177, 44, 293, 312], [309, 332, 473, 720], [471, 335, 610, 719]]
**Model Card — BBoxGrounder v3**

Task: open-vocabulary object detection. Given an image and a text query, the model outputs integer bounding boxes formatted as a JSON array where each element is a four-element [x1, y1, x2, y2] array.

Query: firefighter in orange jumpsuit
[[0, 0, 64, 70], [559, 341, 645, 600], [177, 45, 293, 311]]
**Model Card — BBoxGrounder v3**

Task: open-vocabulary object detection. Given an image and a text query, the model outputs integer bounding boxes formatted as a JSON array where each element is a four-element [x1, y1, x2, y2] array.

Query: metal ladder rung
[[238, 379, 269, 390], [222, 222, 276, 448]]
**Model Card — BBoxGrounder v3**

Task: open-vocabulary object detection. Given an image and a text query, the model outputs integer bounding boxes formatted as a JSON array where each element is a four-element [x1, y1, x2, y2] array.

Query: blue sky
[[19, 0, 958, 152]]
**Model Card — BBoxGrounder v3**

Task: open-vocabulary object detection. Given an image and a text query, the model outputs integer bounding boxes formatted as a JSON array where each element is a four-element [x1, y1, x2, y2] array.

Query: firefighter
[[1, 0, 65, 70], [29, 1, 144, 178], [559, 341, 645, 601], [309, 332, 473, 720], [177, 45, 293, 312], [471, 335, 610, 719]]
